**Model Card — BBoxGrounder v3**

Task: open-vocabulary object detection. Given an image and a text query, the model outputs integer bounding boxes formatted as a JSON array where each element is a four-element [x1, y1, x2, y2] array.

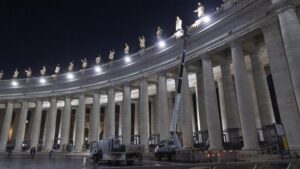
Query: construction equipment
[[90, 138, 144, 165], [154, 32, 188, 161]]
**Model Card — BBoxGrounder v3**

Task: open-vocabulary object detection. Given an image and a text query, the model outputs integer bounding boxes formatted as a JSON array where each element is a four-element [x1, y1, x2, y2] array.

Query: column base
[[209, 146, 224, 151]]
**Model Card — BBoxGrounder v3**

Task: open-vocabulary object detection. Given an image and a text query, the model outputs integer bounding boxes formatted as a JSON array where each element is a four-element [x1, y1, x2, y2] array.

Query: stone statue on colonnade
[[54, 64, 60, 74], [81, 58, 88, 69], [139, 36, 146, 49], [68, 61, 74, 72], [124, 43, 130, 55], [109, 50, 115, 61], [13, 68, 19, 79], [25, 67, 32, 78], [176, 16, 183, 31], [95, 54, 101, 65], [156, 26, 163, 40], [40, 66, 46, 76], [0, 70, 4, 79], [175, 16, 184, 39], [194, 2, 205, 19]]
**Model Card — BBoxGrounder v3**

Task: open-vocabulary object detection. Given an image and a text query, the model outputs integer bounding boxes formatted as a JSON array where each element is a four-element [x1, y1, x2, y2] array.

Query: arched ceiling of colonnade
[[0, 0, 222, 79]]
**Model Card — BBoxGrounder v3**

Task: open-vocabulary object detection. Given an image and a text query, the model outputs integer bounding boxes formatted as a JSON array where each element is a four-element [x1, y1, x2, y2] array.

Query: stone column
[[180, 68, 194, 148], [231, 41, 259, 150], [157, 74, 170, 140], [217, 77, 227, 131], [134, 102, 139, 135], [220, 63, 240, 130], [150, 97, 157, 135], [0, 102, 14, 151], [246, 62, 262, 131], [30, 101, 43, 148], [274, 1, 300, 109], [90, 93, 100, 142], [75, 94, 86, 150], [104, 88, 115, 139], [44, 98, 58, 151], [14, 101, 29, 152], [202, 58, 223, 150], [60, 97, 72, 147], [118, 103, 123, 136], [122, 85, 131, 145], [250, 46, 275, 127], [139, 78, 150, 150], [195, 68, 207, 132], [168, 92, 175, 129], [263, 22, 300, 151]]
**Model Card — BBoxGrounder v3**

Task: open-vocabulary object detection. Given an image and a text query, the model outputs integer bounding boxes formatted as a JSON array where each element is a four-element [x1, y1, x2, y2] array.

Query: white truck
[[90, 138, 144, 165]]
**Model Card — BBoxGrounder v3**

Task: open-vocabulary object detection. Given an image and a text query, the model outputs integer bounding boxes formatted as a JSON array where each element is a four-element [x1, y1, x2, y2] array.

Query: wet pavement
[[0, 155, 298, 169], [0, 156, 207, 169]]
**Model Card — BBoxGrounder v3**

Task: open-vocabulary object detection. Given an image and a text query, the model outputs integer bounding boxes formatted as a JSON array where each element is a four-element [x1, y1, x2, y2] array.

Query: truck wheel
[[92, 155, 99, 164], [156, 154, 162, 161], [126, 160, 134, 165], [111, 160, 121, 166], [167, 154, 172, 161], [138, 154, 143, 162]]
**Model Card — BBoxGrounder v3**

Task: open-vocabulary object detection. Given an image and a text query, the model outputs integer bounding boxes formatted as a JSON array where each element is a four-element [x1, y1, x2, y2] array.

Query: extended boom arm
[[170, 34, 188, 149]]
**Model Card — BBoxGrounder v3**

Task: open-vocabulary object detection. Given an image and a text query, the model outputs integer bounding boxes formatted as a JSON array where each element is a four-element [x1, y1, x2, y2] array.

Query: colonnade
[[0, 0, 299, 154]]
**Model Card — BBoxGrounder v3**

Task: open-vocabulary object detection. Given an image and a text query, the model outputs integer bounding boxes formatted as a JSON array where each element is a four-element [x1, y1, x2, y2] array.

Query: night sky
[[0, 0, 222, 79]]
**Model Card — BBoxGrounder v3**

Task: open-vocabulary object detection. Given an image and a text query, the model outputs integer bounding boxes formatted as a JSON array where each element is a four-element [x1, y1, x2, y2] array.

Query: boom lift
[[154, 32, 188, 160]]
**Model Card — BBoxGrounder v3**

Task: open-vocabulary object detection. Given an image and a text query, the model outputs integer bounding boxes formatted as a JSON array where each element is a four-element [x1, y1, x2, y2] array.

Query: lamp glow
[[124, 56, 131, 63], [203, 15, 211, 23], [158, 40, 166, 48], [67, 73, 74, 80], [95, 66, 102, 73], [40, 77, 46, 84], [11, 80, 18, 87]]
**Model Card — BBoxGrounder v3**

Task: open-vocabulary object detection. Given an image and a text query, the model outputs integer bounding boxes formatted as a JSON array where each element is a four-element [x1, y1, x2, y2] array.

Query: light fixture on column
[[67, 72, 74, 80], [11, 80, 18, 87], [40, 77, 46, 84], [203, 15, 211, 23], [94, 66, 102, 73], [158, 40, 166, 48], [124, 56, 131, 63]]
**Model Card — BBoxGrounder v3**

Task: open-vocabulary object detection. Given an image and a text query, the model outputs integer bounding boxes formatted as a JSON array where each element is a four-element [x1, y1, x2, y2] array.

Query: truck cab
[[154, 139, 177, 160]]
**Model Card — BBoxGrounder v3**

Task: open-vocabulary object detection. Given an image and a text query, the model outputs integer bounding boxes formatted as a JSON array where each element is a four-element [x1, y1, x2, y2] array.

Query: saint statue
[[109, 50, 115, 61], [194, 2, 205, 19], [0, 70, 4, 80], [95, 54, 101, 65], [68, 61, 74, 72], [13, 68, 19, 79], [176, 16, 183, 32], [81, 57, 88, 69], [55, 64, 60, 74], [25, 67, 32, 78], [156, 26, 163, 40], [139, 36, 146, 49], [124, 43, 129, 55], [40, 66, 46, 76]]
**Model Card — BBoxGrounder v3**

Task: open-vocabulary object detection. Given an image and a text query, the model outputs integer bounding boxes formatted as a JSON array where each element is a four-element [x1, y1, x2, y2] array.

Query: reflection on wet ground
[[0, 155, 297, 169], [0, 156, 204, 169]]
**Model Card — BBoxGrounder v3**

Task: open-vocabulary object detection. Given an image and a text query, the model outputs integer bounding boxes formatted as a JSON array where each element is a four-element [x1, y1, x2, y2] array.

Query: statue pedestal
[[174, 30, 184, 39]]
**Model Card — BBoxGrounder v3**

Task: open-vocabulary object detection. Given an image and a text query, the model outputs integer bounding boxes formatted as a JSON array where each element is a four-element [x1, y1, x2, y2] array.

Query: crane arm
[[170, 36, 188, 149]]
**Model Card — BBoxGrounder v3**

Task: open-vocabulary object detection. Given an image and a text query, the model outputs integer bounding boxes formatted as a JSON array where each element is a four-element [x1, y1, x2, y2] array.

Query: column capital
[[229, 39, 242, 48], [271, 0, 298, 14], [122, 81, 131, 87], [157, 72, 167, 78], [201, 53, 211, 61]]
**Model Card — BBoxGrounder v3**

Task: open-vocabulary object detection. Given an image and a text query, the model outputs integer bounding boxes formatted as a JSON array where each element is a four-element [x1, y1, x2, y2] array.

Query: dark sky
[[0, 0, 222, 79]]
